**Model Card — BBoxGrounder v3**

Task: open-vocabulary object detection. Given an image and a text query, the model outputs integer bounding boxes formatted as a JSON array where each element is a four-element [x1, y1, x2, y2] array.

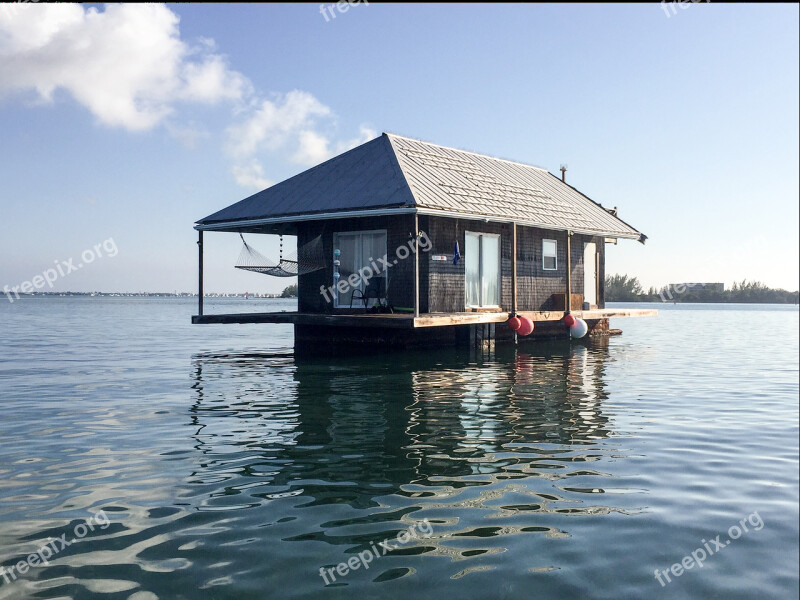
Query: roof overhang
[[413, 207, 643, 241], [194, 206, 417, 231], [196, 206, 644, 241]]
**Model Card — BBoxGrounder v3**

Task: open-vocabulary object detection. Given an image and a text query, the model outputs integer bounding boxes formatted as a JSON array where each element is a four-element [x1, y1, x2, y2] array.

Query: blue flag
[[453, 241, 461, 265]]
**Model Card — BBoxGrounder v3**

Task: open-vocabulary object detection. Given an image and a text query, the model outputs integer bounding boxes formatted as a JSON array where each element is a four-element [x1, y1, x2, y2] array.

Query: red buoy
[[507, 316, 521, 331], [563, 314, 576, 327], [517, 316, 535, 336]]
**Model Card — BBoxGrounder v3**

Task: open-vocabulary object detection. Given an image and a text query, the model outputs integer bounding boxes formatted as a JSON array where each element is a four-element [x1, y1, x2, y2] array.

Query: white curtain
[[465, 232, 499, 307], [465, 233, 480, 307], [481, 235, 500, 306], [333, 231, 387, 307]]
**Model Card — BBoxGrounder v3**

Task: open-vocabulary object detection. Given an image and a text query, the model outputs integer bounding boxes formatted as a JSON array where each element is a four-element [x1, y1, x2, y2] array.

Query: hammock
[[236, 234, 325, 277]]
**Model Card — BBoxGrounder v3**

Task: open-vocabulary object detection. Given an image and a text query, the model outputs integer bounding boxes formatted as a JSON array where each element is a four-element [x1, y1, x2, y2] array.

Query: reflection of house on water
[[188, 339, 635, 570], [410, 342, 611, 463]]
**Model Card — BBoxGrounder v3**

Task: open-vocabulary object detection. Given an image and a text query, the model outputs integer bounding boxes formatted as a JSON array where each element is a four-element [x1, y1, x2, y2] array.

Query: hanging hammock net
[[235, 233, 325, 277]]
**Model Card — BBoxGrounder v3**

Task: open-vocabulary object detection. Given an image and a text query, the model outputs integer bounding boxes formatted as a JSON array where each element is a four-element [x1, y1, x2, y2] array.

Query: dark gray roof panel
[[197, 135, 415, 224], [197, 133, 643, 240]]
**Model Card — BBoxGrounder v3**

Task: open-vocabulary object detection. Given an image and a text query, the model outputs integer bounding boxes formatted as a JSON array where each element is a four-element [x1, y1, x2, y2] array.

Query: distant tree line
[[605, 274, 799, 304], [281, 284, 298, 298]]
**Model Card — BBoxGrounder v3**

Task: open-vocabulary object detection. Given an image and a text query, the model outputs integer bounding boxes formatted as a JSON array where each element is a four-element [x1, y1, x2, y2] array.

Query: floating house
[[193, 133, 655, 350]]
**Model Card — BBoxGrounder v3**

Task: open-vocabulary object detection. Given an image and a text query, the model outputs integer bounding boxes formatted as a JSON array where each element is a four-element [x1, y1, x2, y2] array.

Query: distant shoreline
[[608, 297, 798, 305], [606, 276, 798, 305], [5, 293, 795, 306], [3, 292, 293, 299], [609, 300, 799, 306]]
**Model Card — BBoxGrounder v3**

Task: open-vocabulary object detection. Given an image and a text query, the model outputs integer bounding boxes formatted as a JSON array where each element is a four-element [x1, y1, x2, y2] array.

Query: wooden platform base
[[192, 309, 655, 352], [191, 308, 657, 327]]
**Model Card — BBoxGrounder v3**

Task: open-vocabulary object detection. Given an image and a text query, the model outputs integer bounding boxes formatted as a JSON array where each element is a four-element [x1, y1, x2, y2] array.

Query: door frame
[[465, 231, 501, 309], [583, 240, 597, 308], [332, 229, 388, 308]]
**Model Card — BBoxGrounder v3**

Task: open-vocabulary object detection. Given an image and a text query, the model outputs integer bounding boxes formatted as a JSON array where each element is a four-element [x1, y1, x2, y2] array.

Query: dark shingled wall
[[298, 214, 602, 314], [515, 226, 588, 311], [297, 214, 417, 313], [424, 216, 592, 312]]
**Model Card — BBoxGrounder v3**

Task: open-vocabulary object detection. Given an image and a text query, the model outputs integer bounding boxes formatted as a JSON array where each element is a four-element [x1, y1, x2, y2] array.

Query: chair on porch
[[350, 277, 386, 310]]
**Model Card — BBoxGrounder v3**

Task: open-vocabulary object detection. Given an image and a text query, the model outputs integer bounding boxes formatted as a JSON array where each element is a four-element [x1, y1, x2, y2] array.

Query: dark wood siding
[[423, 216, 509, 313], [512, 226, 585, 311], [298, 214, 600, 314], [297, 215, 416, 312], [424, 216, 588, 312]]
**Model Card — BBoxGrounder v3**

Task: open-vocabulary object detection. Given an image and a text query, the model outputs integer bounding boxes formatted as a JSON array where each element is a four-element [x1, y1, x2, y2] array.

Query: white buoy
[[570, 318, 589, 339]]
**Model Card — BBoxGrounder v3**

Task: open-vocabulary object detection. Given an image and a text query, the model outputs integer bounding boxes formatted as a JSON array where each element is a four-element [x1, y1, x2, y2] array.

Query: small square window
[[543, 239, 557, 270]]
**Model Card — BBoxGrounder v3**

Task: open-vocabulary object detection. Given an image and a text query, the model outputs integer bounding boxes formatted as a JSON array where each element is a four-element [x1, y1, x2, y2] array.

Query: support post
[[595, 241, 600, 309], [565, 230, 572, 314], [198, 230, 204, 316], [511, 222, 517, 314], [414, 213, 420, 318]]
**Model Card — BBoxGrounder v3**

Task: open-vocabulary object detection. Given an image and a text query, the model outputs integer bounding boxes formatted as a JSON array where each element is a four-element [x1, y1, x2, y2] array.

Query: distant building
[[659, 282, 724, 302], [671, 283, 725, 292]]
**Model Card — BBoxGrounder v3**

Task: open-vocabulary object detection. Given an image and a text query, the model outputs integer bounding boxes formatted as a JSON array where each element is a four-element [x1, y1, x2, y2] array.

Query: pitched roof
[[197, 133, 644, 240]]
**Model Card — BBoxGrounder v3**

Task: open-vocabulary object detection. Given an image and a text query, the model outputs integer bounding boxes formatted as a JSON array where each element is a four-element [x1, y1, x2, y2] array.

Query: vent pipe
[[560, 164, 567, 182]]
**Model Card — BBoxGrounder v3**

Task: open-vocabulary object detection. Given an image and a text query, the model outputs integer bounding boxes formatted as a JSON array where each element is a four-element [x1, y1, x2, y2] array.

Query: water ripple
[[0, 299, 796, 599]]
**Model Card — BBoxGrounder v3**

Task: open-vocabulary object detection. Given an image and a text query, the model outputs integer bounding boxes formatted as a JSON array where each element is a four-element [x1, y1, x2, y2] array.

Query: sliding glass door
[[333, 230, 387, 307], [465, 232, 500, 308]]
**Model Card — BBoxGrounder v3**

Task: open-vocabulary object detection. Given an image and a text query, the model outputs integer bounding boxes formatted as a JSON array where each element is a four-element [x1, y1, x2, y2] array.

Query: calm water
[[0, 298, 797, 600]]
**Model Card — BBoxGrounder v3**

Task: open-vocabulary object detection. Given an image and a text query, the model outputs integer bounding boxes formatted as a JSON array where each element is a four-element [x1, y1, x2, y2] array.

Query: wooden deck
[[192, 308, 657, 328]]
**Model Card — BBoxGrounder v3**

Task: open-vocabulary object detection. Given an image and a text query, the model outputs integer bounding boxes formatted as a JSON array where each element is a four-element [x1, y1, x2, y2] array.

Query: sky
[[0, 2, 797, 296]]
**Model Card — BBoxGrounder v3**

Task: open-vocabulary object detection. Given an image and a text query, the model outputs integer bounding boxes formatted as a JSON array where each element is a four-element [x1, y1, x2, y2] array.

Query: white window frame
[[465, 231, 501, 308], [332, 229, 387, 308], [542, 238, 558, 271]]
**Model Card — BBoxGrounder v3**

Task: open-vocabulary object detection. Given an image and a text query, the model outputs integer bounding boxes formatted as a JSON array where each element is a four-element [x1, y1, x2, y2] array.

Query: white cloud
[[231, 161, 273, 190], [0, 3, 378, 190], [0, 3, 248, 131], [166, 122, 210, 149], [181, 55, 248, 103], [225, 90, 332, 159], [291, 129, 332, 165], [290, 125, 378, 165], [225, 91, 378, 188], [335, 125, 379, 154]]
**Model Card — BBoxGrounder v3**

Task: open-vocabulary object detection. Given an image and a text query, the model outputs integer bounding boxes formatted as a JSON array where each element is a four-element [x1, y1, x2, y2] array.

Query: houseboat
[[192, 133, 655, 350]]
